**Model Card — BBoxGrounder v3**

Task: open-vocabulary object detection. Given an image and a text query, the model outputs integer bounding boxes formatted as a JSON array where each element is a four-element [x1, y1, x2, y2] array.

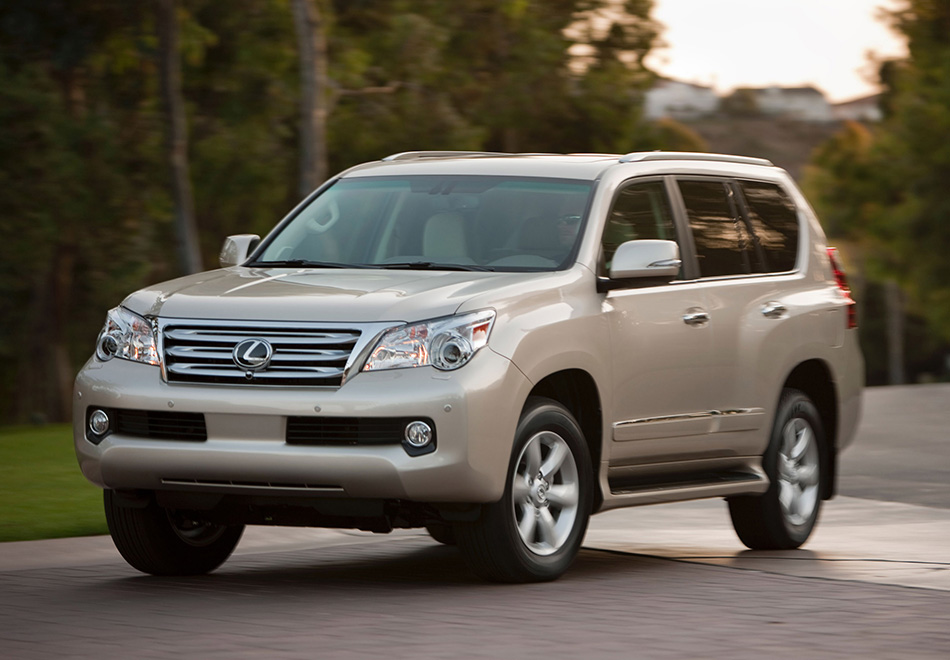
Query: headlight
[[95, 307, 160, 366], [363, 310, 495, 372]]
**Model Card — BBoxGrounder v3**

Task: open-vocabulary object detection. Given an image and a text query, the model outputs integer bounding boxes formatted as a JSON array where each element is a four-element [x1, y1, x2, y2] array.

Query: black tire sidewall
[[762, 389, 826, 546], [105, 490, 243, 576], [493, 397, 593, 580]]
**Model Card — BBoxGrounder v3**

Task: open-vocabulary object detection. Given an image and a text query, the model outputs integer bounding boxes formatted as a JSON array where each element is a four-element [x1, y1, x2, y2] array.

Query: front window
[[253, 176, 593, 272], [601, 179, 679, 276]]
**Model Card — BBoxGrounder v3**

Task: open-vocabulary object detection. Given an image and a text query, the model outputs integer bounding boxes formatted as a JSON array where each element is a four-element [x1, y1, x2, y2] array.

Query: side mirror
[[219, 234, 260, 268], [609, 239, 681, 280]]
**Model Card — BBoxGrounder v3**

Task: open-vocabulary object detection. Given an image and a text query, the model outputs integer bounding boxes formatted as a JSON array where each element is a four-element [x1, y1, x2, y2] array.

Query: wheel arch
[[527, 369, 604, 510], [782, 359, 838, 500]]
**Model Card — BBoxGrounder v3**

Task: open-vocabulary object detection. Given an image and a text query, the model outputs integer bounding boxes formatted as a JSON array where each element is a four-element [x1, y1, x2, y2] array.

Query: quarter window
[[738, 180, 799, 272], [678, 179, 754, 278], [601, 180, 678, 275]]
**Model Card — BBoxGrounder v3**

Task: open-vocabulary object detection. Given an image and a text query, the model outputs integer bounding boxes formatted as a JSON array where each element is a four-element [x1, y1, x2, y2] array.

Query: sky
[[645, 0, 908, 103]]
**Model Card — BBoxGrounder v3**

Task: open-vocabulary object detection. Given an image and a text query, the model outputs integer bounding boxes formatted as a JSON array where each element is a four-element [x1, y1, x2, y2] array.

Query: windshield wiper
[[245, 259, 370, 269], [375, 261, 495, 272]]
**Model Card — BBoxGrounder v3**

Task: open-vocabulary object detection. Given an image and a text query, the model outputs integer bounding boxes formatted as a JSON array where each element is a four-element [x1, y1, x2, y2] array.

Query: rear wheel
[[456, 397, 592, 582], [104, 490, 244, 576], [729, 388, 825, 549]]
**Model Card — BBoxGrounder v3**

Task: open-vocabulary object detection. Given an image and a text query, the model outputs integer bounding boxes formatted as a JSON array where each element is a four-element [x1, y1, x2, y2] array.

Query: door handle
[[683, 309, 710, 327], [761, 301, 787, 319]]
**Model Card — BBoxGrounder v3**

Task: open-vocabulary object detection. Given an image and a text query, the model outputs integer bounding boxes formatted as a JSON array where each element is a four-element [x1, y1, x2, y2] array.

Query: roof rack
[[618, 151, 774, 167], [382, 151, 510, 162]]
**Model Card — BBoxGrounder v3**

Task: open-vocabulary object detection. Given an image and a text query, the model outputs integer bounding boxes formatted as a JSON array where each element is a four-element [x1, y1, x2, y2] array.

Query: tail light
[[827, 247, 857, 329]]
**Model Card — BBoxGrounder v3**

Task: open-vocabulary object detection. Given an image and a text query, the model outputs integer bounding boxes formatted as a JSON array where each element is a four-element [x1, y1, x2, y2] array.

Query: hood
[[122, 266, 561, 324]]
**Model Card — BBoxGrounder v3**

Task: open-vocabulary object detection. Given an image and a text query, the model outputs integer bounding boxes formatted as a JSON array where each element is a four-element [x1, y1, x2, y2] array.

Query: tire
[[728, 388, 825, 550], [425, 522, 457, 546], [104, 490, 244, 576], [455, 397, 592, 582]]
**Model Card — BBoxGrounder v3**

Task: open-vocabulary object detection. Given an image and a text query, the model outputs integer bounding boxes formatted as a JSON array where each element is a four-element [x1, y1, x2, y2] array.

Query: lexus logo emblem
[[232, 338, 274, 371]]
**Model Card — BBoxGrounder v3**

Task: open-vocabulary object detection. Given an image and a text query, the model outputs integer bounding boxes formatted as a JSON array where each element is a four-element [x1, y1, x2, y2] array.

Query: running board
[[600, 467, 768, 510]]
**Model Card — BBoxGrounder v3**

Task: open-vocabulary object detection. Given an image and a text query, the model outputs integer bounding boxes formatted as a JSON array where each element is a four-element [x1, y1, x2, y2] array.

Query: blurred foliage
[[0, 0, 669, 424], [803, 0, 950, 382], [640, 116, 708, 152], [720, 88, 761, 118]]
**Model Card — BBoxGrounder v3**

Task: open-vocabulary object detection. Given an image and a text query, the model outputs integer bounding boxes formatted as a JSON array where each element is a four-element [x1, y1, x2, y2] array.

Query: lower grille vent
[[286, 416, 434, 446], [115, 409, 207, 441]]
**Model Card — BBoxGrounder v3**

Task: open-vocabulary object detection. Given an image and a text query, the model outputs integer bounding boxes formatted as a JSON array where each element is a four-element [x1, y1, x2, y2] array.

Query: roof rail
[[382, 151, 510, 162], [618, 151, 774, 167]]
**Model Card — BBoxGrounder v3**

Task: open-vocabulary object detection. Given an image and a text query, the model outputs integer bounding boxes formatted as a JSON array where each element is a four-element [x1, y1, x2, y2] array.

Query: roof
[[340, 151, 776, 182]]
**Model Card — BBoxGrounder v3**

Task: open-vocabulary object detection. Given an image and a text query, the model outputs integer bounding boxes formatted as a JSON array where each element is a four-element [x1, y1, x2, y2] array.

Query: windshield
[[253, 175, 593, 271]]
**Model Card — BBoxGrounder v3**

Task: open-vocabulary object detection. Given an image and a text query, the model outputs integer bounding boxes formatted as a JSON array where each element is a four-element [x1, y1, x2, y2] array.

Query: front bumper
[[73, 348, 530, 504]]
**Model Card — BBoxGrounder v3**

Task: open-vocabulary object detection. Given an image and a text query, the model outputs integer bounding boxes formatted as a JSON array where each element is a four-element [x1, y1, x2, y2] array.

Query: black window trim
[[731, 177, 803, 276], [669, 174, 803, 282], [595, 175, 700, 292]]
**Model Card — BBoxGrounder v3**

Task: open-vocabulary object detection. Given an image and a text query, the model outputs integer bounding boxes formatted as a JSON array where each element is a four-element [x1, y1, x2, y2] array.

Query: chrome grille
[[163, 324, 361, 386]]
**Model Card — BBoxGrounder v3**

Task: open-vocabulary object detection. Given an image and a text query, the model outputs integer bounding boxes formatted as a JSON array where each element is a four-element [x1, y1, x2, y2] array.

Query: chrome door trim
[[613, 408, 766, 442]]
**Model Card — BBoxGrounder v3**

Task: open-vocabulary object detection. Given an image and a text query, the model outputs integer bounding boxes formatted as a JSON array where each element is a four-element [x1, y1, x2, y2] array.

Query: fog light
[[89, 409, 111, 436], [404, 421, 433, 448]]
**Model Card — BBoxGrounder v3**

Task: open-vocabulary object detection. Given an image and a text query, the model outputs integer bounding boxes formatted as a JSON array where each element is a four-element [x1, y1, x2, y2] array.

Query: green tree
[[291, 0, 330, 195], [156, 0, 203, 274], [184, 0, 299, 263], [720, 88, 760, 117], [325, 0, 661, 164], [804, 0, 950, 383], [0, 0, 666, 424], [640, 117, 709, 152], [874, 0, 950, 336], [0, 1, 166, 423]]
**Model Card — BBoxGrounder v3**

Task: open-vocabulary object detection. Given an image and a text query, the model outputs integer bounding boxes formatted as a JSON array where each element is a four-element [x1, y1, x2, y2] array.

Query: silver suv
[[74, 151, 863, 582]]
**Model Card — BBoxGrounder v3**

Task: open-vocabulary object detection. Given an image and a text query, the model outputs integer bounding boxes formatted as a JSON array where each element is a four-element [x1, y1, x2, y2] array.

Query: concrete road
[[839, 383, 949, 508], [0, 385, 948, 659]]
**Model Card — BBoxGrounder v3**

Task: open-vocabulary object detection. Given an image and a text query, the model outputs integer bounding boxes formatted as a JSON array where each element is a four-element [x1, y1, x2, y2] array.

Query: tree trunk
[[885, 278, 906, 385], [51, 241, 78, 422], [291, 0, 330, 197], [156, 0, 202, 274]]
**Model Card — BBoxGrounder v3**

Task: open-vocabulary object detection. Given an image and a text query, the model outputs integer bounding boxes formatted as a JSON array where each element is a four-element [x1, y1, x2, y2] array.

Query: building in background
[[735, 86, 834, 122], [832, 94, 883, 122], [648, 79, 866, 124], [644, 79, 719, 120]]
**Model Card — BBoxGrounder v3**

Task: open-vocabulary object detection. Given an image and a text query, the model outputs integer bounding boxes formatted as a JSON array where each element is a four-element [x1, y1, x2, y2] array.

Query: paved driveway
[[1, 385, 948, 658]]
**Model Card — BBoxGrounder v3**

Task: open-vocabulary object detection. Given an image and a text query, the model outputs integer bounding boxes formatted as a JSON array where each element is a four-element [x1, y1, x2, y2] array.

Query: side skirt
[[597, 456, 768, 511]]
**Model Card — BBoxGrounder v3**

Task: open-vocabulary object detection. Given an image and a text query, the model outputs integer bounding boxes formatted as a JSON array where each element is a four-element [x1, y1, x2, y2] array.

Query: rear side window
[[678, 180, 754, 278], [601, 180, 678, 274], [738, 180, 800, 272]]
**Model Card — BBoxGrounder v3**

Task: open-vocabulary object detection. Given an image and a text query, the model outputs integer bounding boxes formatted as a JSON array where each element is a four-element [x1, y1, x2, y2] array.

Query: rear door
[[674, 177, 804, 457]]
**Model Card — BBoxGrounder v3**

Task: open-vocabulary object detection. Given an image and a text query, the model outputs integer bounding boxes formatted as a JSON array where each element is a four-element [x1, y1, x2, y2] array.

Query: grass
[[0, 424, 108, 542]]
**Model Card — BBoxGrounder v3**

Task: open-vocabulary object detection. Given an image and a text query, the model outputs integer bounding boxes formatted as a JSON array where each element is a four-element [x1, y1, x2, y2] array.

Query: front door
[[602, 178, 715, 467]]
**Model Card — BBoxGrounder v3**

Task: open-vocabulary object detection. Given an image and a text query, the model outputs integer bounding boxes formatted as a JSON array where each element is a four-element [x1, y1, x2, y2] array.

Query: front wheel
[[104, 490, 244, 576], [728, 388, 825, 550], [456, 397, 592, 582], [425, 522, 457, 546]]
